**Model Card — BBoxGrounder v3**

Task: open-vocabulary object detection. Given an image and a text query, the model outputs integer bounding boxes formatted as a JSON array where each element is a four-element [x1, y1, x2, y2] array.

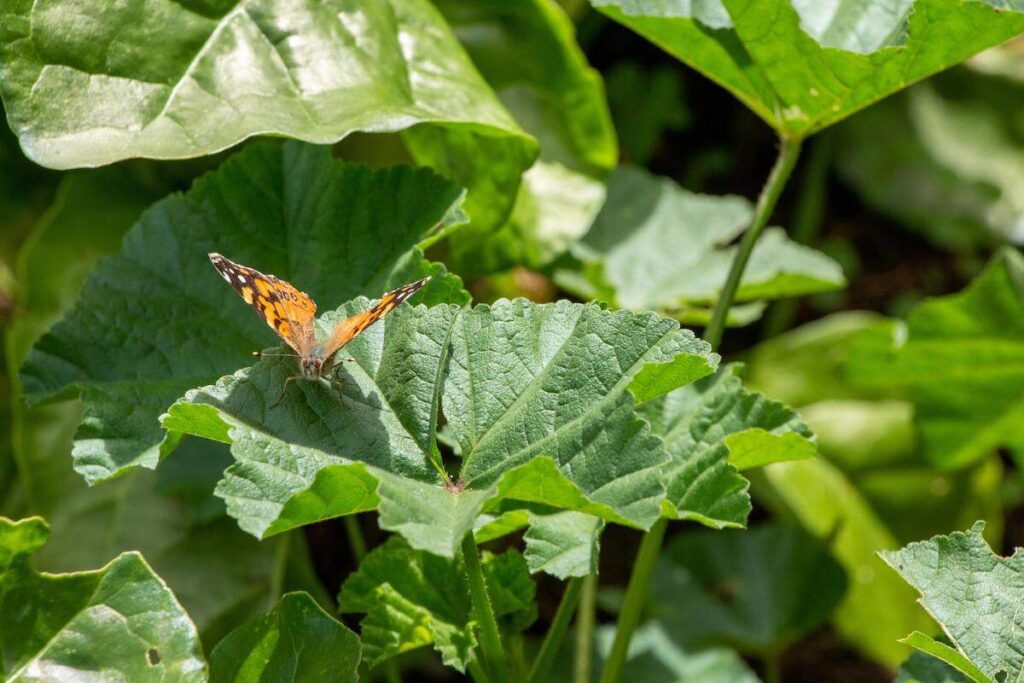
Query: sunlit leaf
[[0, 516, 205, 682]]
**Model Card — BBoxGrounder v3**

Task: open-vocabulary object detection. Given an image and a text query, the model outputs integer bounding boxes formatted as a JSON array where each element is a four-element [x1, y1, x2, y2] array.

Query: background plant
[[2, 1, 1024, 682]]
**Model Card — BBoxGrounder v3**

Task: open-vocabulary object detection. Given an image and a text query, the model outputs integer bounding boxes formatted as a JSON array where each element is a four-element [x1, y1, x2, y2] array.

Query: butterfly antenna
[[253, 350, 299, 359]]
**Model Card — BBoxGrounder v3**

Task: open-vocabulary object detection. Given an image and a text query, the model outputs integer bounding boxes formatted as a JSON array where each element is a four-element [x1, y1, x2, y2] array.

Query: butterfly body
[[209, 252, 429, 385]]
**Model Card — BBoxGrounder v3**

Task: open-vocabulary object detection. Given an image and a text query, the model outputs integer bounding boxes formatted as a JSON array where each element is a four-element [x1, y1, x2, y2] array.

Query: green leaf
[[593, 622, 760, 683], [555, 166, 844, 325], [0, 516, 205, 682], [20, 142, 469, 484], [639, 364, 815, 529], [590, 0, 1024, 137], [899, 633, 991, 683], [881, 522, 1024, 683], [434, 0, 617, 274], [0, 0, 535, 172], [896, 646, 973, 683], [849, 247, 1024, 470], [166, 299, 718, 554], [209, 592, 360, 683], [338, 537, 535, 671], [651, 523, 846, 654], [474, 509, 604, 579]]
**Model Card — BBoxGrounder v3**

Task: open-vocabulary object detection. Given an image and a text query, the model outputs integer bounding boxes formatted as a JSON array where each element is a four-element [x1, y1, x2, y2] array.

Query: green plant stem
[[704, 136, 804, 349], [597, 518, 668, 683], [574, 573, 597, 683], [529, 577, 583, 683], [763, 133, 832, 338], [268, 531, 292, 608], [469, 658, 493, 683], [461, 533, 510, 683], [343, 514, 368, 561], [764, 650, 782, 683]]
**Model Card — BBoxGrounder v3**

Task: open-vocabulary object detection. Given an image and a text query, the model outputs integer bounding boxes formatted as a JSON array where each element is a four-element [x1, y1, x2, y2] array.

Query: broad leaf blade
[[21, 142, 468, 484], [166, 299, 718, 555], [0, 516, 205, 682], [209, 592, 360, 683], [591, 0, 1024, 137], [338, 537, 535, 671], [881, 522, 1024, 683]]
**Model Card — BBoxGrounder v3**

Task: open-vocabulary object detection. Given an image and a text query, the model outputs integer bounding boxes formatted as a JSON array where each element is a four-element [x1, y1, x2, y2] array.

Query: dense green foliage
[[2, 1, 1024, 682]]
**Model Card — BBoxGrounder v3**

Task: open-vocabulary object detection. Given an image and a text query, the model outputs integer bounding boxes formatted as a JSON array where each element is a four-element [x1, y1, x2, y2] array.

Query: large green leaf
[[20, 141, 469, 485], [639, 364, 815, 529], [0, 0, 534, 173], [881, 522, 1024, 682], [338, 536, 534, 671], [651, 524, 845, 655], [590, 0, 1024, 138], [210, 592, 360, 683], [849, 247, 1024, 470], [434, 0, 617, 274], [0, 516, 205, 682], [165, 298, 718, 555], [555, 166, 844, 326]]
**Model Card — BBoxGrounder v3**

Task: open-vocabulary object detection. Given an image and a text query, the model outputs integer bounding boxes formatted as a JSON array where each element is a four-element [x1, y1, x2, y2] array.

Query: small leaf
[[21, 142, 469, 484], [556, 166, 844, 325], [899, 633, 990, 683], [639, 364, 815, 529], [590, 0, 1024, 137], [896, 646, 973, 683], [881, 522, 1024, 683], [651, 523, 846, 654], [209, 592, 360, 683], [166, 299, 718, 555], [523, 511, 604, 579], [849, 247, 1024, 470], [337, 537, 535, 671], [0, 516, 205, 682]]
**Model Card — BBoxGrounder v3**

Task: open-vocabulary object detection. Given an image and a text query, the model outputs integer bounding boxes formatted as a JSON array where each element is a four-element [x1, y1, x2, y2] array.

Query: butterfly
[[209, 253, 429, 397]]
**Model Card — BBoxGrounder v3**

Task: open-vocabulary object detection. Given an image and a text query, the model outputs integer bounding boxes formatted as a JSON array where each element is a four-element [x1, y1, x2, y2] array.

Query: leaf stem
[[573, 573, 597, 683], [343, 514, 368, 561], [461, 533, 510, 683], [597, 518, 667, 683], [529, 577, 583, 683], [268, 530, 292, 608], [704, 136, 803, 349]]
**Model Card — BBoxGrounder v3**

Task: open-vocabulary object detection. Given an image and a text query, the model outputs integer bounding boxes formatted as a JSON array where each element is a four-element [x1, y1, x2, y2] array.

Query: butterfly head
[[300, 352, 326, 379]]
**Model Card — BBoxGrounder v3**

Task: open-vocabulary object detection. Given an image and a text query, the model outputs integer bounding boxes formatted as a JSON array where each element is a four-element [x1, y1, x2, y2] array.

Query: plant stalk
[[344, 515, 401, 683], [461, 533, 510, 683], [529, 577, 584, 683], [597, 518, 667, 683], [574, 573, 597, 683], [704, 136, 803, 349]]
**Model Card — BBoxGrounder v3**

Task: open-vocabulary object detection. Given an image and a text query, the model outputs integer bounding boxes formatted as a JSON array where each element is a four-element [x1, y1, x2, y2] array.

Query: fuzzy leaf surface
[[166, 299, 718, 555], [590, 0, 1024, 137], [20, 142, 468, 484], [0, 516, 205, 682]]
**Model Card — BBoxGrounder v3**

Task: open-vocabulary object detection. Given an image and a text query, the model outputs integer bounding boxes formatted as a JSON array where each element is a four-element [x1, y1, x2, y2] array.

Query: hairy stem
[[704, 136, 803, 348], [529, 577, 583, 683], [462, 533, 510, 683], [574, 573, 597, 683], [597, 518, 667, 683]]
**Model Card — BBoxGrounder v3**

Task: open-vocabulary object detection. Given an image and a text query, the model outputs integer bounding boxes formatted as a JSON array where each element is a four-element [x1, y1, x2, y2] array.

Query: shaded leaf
[[590, 0, 1024, 137], [165, 299, 718, 555], [474, 508, 604, 579], [556, 166, 844, 326], [896, 647, 972, 683], [639, 364, 815, 529], [881, 522, 1024, 683], [337, 537, 535, 671], [0, 0, 534, 180], [849, 247, 1024, 470], [21, 142, 468, 484], [0, 516, 205, 682], [651, 524, 846, 654], [209, 592, 360, 683]]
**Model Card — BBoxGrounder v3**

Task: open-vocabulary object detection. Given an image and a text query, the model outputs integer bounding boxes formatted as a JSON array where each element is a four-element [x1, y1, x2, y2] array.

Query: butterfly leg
[[269, 375, 300, 410], [325, 363, 351, 410]]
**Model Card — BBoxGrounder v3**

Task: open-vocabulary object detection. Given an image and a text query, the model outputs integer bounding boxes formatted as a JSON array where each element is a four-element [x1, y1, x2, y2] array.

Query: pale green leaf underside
[[209, 592, 361, 683], [164, 299, 718, 556], [881, 522, 1024, 683], [475, 508, 604, 579], [0, 0, 534, 170], [591, 0, 1024, 137], [849, 247, 1024, 470], [20, 142, 469, 485], [899, 632, 991, 683], [557, 166, 844, 320], [0, 516, 205, 682], [337, 537, 534, 671]]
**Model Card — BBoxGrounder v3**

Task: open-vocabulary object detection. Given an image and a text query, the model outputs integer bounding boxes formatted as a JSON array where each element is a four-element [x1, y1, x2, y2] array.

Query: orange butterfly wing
[[209, 253, 316, 354], [322, 277, 431, 362]]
